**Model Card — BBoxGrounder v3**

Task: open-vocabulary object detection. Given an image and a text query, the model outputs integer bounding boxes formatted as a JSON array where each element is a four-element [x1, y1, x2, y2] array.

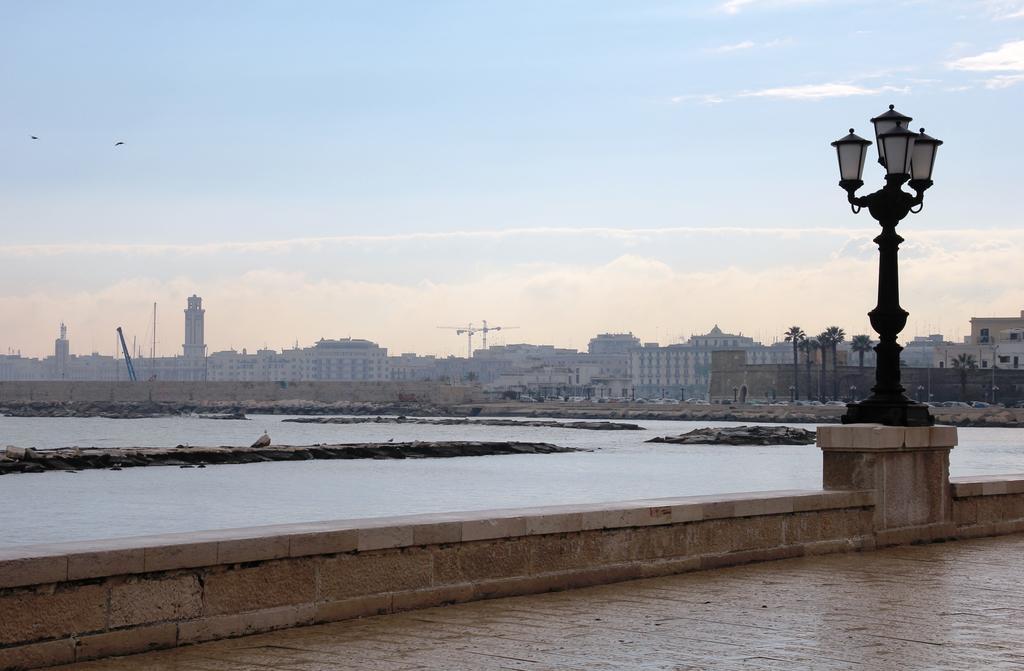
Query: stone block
[[700, 500, 737, 520], [575, 528, 636, 566], [0, 584, 107, 646], [525, 513, 584, 536], [358, 525, 414, 551], [74, 622, 178, 662], [392, 583, 477, 612], [177, 604, 315, 644], [902, 427, 934, 448], [670, 503, 703, 523], [734, 497, 793, 517], [580, 505, 672, 531], [472, 573, 571, 601], [699, 544, 803, 570], [462, 516, 527, 541], [67, 548, 145, 580], [412, 522, 462, 546], [875, 522, 956, 547], [319, 548, 431, 601], [687, 516, 785, 557], [143, 541, 219, 573], [314, 594, 392, 623], [433, 539, 530, 584], [560, 563, 643, 590], [288, 529, 358, 557], [0, 555, 67, 589], [109, 574, 202, 628], [628, 525, 687, 561], [203, 559, 315, 616], [526, 534, 586, 574], [815, 425, 850, 449], [802, 538, 865, 556], [0, 638, 76, 670], [636, 556, 701, 579], [954, 498, 979, 526], [216, 535, 289, 564], [981, 480, 1010, 496], [930, 425, 958, 447]]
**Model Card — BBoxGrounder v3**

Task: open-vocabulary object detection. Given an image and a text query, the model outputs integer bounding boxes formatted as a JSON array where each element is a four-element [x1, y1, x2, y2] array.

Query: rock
[[3, 446, 39, 461], [0, 441, 579, 474], [647, 425, 816, 446]]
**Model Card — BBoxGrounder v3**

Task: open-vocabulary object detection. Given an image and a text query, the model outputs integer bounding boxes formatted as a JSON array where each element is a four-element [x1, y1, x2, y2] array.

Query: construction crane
[[116, 327, 138, 382], [437, 321, 520, 358]]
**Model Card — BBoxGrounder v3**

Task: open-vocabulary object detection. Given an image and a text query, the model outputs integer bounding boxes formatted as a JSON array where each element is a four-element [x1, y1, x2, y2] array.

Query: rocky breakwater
[[283, 416, 644, 430], [647, 425, 817, 446], [0, 399, 453, 419], [0, 441, 578, 474]]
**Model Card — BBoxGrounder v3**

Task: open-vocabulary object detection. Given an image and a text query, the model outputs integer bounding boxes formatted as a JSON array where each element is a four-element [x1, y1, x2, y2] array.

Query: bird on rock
[[251, 431, 271, 448]]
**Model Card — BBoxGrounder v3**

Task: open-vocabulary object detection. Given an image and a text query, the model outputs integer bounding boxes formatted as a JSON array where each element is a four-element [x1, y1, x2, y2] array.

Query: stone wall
[[0, 381, 483, 405], [0, 490, 874, 670], [6, 424, 1024, 670], [709, 350, 1024, 403]]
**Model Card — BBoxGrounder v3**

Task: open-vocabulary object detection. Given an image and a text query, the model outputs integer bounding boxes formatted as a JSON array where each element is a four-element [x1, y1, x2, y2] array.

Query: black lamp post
[[831, 105, 943, 427]]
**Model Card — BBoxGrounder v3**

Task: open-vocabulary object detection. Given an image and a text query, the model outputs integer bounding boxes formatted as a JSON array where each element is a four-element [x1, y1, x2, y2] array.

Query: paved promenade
[[54, 535, 1024, 670]]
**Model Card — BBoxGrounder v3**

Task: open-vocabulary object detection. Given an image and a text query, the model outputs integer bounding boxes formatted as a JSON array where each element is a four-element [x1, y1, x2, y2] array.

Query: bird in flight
[[114, 141, 125, 147], [30, 136, 38, 140]]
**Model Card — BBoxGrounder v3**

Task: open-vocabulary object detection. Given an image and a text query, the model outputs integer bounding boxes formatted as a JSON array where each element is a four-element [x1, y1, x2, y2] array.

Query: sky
[[1, 0, 1023, 358]]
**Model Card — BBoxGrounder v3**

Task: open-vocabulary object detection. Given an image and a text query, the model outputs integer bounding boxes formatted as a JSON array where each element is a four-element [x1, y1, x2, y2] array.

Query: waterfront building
[[932, 309, 1024, 371], [629, 326, 789, 399]]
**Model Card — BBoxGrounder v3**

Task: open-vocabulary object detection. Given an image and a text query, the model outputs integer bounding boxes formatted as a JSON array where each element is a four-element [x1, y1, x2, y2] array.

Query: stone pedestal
[[817, 424, 958, 545]]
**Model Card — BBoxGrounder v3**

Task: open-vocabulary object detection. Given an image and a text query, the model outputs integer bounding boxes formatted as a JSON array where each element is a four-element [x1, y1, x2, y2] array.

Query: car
[[971, 401, 991, 409]]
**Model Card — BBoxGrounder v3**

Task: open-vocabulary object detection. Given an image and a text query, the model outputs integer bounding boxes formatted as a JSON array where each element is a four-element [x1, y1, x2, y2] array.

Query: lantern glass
[[838, 142, 868, 181], [879, 126, 916, 176], [830, 129, 872, 182], [910, 128, 942, 182], [870, 104, 912, 164]]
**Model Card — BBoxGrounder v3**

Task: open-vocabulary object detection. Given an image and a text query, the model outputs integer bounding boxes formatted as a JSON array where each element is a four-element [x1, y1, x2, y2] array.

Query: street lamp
[[831, 105, 943, 426]]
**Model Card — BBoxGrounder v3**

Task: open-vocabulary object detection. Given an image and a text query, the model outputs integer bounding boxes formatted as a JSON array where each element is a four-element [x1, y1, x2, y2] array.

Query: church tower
[[183, 295, 206, 359]]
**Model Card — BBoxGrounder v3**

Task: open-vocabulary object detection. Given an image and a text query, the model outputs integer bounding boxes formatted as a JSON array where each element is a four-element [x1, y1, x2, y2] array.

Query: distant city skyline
[[2, 1, 1022, 357]]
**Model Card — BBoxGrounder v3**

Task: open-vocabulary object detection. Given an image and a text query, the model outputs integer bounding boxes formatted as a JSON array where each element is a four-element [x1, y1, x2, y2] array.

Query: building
[[630, 326, 790, 400], [932, 309, 1024, 371], [588, 333, 641, 356], [205, 338, 389, 382]]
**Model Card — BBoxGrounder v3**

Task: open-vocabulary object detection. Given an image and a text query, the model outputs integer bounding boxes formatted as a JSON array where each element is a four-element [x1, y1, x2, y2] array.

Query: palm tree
[[951, 353, 977, 401], [823, 326, 846, 400], [799, 338, 819, 401], [815, 332, 829, 400], [783, 326, 805, 401], [850, 335, 873, 368]]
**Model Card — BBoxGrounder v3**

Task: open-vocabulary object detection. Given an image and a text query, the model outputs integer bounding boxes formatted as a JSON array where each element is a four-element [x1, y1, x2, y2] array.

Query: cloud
[[978, 1, 1024, 19], [708, 40, 756, 53], [669, 93, 725, 105], [0, 226, 861, 258], [705, 38, 792, 54], [716, 0, 823, 15], [948, 40, 1024, 88], [948, 40, 1024, 71], [4, 228, 1024, 358], [738, 82, 909, 100]]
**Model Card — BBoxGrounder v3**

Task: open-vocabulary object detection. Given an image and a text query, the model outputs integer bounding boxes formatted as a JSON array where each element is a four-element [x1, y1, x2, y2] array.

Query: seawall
[[0, 381, 483, 405], [4, 424, 1024, 670]]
